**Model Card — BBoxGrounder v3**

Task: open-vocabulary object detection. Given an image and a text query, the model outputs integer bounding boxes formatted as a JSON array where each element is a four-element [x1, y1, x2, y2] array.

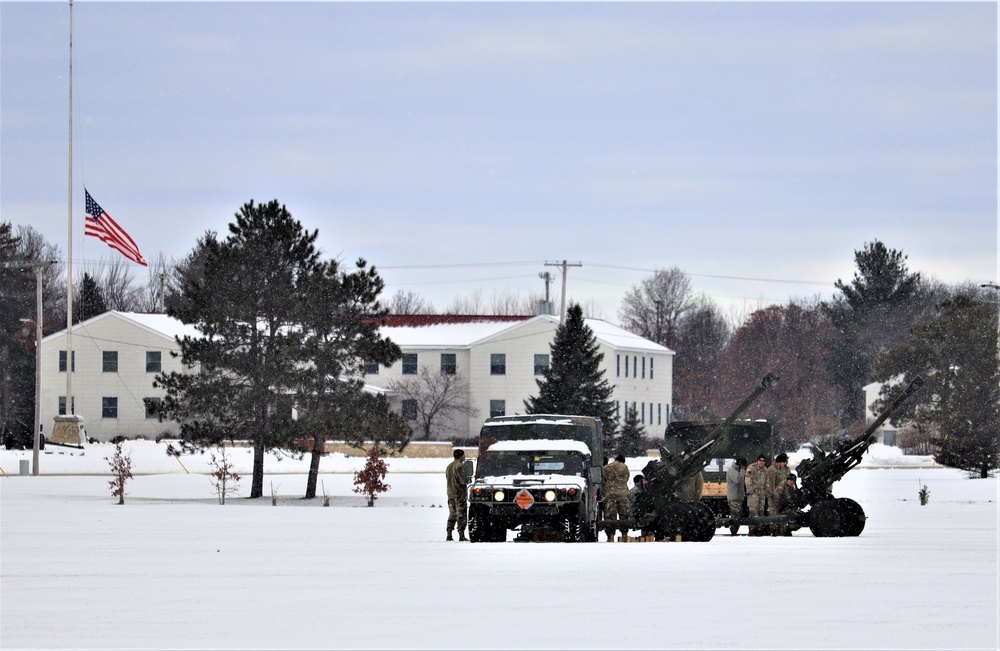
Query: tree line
[[617, 241, 998, 476]]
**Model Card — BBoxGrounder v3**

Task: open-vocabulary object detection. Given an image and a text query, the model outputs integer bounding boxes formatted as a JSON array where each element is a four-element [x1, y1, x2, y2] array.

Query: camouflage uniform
[[766, 462, 790, 512], [744, 458, 769, 535], [602, 459, 630, 541], [725, 462, 746, 536], [675, 471, 704, 502], [446, 456, 469, 538], [770, 478, 799, 536], [628, 480, 646, 520]]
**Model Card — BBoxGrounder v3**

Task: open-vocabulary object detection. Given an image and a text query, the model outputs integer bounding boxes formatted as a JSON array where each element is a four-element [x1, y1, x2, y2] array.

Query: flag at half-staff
[[84, 189, 147, 266]]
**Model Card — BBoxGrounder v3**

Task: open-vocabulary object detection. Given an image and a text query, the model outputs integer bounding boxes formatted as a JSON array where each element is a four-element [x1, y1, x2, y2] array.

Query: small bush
[[353, 445, 390, 507], [919, 483, 930, 506], [105, 442, 133, 505]]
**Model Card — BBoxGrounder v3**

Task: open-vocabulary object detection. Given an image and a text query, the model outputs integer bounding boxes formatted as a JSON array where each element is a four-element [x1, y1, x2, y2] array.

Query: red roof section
[[380, 314, 534, 327]]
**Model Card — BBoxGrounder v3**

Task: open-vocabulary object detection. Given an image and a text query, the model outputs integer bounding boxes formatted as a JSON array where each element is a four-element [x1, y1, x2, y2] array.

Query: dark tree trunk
[[305, 432, 323, 498], [250, 437, 265, 498]]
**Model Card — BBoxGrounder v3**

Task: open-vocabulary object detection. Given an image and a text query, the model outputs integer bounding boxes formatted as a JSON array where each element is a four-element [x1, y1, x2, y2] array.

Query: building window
[[146, 351, 162, 373], [616, 355, 620, 377], [641, 403, 645, 424], [58, 396, 75, 415], [650, 358, 654, 380], [642, 357, 646, 379], [363, 360, 379, 375], [144, 397, 162, 419], [633, 356, 637, 378], [401, 399, 418, 420], [490, 399, 506, 418], [58, 350, 75, 373], [533, 354, 549, 375], [490, 354, 506, 376], [102, 397, 119, 419], [625, 355, 629, 378], [658, 403, 662, 426], [102, 351, 119, 373], [440, 353, 456, 375], [402, 353, 418, 375]]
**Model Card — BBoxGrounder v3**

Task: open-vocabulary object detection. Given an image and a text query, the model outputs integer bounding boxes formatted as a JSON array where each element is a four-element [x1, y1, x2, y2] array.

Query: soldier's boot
[[458, 531, 468, 542], [730, 527, 739, 536], [446, 531, 454, 541]]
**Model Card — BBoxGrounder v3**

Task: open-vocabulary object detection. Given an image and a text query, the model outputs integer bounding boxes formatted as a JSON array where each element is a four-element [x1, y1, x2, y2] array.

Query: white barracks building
[[40, 312, 673, 442]]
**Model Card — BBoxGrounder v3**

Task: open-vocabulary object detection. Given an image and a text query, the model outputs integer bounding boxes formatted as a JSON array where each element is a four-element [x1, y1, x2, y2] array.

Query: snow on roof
[[379, 318, 533, 348], [42, 310, 202, 344], [485, 439, 592, 455], [382, 314, 671, 353]]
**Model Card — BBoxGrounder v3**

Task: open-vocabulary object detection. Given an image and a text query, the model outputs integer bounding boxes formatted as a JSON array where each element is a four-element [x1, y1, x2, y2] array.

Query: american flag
[[84, 189, 147, 266]]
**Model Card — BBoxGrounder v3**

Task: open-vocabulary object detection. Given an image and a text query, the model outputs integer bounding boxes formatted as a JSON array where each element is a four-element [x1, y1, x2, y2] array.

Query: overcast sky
[[2, 1, 996, 321]]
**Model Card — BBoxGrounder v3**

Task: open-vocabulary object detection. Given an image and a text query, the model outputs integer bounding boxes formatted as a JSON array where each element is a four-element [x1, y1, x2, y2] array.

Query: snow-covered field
[[1, 442, 997, 650]]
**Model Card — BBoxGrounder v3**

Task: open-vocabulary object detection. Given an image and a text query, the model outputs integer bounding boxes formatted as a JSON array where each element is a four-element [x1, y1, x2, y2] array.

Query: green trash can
[[19, 460, 29, 476]]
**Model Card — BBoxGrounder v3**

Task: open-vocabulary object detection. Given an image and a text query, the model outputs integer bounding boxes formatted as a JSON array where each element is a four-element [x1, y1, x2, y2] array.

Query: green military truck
[[467, 414, 604, 543], [661, 419, 774, 516]]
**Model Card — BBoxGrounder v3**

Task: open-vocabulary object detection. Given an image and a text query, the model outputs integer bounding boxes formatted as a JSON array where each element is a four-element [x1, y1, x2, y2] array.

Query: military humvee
[[467, 414, 604, 543]]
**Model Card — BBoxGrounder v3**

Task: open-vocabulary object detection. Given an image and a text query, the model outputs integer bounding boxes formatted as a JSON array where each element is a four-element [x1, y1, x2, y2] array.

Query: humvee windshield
[[479, 421, 599, 458], [477, 450, 587, 478]]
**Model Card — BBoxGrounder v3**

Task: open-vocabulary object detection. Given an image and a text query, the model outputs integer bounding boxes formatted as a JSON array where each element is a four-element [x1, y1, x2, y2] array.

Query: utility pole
[[158, 272, 166, 313], [544, 260, 582, 323], [654, 299, 663, 345]]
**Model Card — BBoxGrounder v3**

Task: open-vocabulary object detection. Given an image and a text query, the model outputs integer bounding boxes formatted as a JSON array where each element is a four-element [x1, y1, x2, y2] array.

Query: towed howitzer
[[620, 373, 778, 542], [719, 375, 926, 538], [786, 375, 926, 537]]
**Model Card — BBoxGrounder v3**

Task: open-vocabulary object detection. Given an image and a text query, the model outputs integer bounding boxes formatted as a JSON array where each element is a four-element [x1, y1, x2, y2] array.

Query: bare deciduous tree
[[387, 366, 477, 440], [387, 289, 436, 315], [96, 256, 139, 311], [133, 253, 173, 313], [618, 267, 697, 348], [445, 289, 485, 315]]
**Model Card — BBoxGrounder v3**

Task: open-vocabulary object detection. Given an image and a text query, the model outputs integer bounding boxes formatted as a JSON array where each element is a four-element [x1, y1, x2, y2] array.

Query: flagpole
[[66, 0, 74, 416]]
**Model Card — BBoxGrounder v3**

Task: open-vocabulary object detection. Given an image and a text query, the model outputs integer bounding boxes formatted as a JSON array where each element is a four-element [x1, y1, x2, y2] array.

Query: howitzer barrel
[[680, 372, 778, 462], [797, 375, 925, 501], [646, 373, 778, 494], [856, 375, 925, 447]]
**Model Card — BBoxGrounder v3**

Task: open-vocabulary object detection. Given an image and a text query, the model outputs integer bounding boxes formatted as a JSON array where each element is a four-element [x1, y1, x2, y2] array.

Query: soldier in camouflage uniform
[[770, 473, 799, 536], [766, 452, 790, 510], [725, 457, 747, 536], [602, 454, 630, 542], [744, 454, 769, 536], [675, 470, 704, 503], [446, 449, 470, 541]]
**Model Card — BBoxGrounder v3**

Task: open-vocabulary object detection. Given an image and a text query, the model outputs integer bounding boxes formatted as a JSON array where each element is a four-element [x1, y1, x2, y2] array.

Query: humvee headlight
[[544, 490, 557, 502], [493, 490, 506, 502]]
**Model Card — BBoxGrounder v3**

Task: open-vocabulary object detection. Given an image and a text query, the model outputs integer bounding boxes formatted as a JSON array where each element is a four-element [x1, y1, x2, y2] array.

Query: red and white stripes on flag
[[84, 189, 147, 266]]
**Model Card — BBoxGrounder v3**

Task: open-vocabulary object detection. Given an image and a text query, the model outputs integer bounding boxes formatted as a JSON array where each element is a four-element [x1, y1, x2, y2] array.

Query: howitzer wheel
[[837, 498, 866, 537], [690, 502, 716, 542], [808, 499, 847, 537]]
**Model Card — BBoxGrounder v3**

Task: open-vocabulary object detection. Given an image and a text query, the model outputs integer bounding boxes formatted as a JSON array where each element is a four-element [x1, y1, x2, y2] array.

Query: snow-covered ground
[[1, 441, 997, 649]]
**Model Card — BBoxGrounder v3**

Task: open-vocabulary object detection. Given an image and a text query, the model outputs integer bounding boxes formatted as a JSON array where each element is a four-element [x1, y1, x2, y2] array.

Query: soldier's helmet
[[735, 456, 747, 467], [787, 473, 797, 482]]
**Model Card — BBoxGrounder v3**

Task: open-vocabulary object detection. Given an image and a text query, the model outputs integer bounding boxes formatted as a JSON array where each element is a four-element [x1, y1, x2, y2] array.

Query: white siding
[[40, 312, 193, 442]]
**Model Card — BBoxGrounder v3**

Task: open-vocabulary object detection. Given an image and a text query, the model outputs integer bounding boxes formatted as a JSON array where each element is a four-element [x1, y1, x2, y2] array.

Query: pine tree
[[75, 273, 107, 323], [524, 303, 618, 441], [156, 199, 322, 499], [615, 404, 647, 457], [873, 290, 999, 478]]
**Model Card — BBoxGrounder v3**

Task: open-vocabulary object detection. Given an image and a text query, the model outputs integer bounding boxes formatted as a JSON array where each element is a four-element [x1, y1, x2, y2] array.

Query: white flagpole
[[66, 0, 74, 416]]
